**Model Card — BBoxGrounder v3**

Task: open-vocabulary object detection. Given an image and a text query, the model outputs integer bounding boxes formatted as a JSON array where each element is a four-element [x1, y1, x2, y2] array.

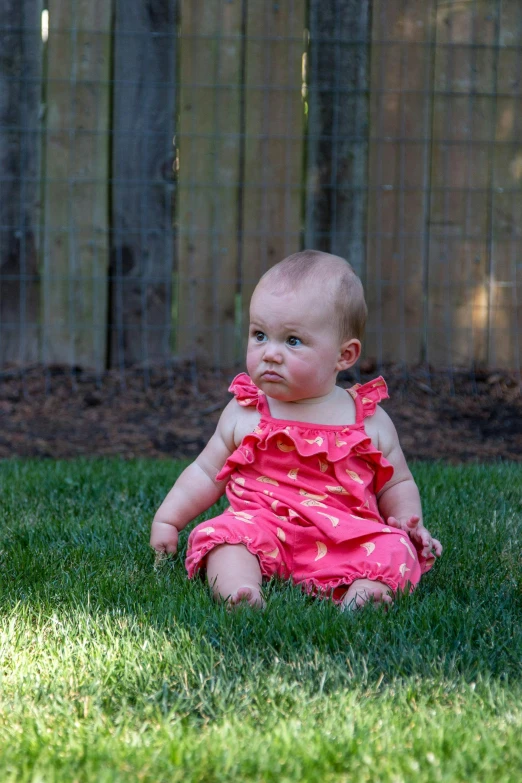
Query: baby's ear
[[336, 338, 361, 371]]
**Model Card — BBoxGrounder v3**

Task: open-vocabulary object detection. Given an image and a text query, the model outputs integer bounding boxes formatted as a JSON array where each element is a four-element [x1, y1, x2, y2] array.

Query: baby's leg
[[206, 543, 265, 608], [341, 579, 393, 611]]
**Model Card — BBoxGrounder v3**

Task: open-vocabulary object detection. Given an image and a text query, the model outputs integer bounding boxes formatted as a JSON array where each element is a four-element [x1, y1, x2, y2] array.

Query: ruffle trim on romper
[[216, 373, 394, 493], [297, 571, 406, 602], [348, 376, 389, 418], [187, 517, 408, 595], [187, 533, 405, 597], [185, 527, 282, 581]]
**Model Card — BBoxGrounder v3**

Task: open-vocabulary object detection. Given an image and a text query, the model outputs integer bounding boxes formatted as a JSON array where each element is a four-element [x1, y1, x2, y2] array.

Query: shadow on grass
[[1, 458, 521, 697]]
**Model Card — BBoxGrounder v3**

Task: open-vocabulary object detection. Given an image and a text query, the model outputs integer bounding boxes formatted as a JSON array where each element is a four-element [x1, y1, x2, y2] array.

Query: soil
[[0, 361, 521, 463]]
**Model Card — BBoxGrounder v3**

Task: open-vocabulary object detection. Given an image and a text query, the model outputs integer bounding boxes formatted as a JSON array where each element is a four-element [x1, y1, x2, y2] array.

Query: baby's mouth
[[261, 370, 283, 381]]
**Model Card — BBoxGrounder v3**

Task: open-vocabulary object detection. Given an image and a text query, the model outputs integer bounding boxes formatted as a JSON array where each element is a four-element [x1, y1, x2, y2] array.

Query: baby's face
[[246, 282, 346, 402]]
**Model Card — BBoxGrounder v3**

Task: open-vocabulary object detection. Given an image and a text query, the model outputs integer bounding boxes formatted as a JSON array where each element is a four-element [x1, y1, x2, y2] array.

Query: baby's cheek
[[245, 349, 258, 377]]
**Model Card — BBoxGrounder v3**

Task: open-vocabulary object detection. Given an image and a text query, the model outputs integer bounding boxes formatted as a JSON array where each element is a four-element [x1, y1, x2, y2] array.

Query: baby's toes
[[370, 590, 393, 608], [228, 586, 265, 609], [342, 580, 393, 611]]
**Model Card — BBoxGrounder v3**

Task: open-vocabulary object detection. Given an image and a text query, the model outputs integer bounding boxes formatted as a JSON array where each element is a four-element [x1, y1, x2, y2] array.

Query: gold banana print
[[314, 541, 327, 561], [317, 512, 339, 528], [277, 441, 296, 452], [304, 436, 324, 446], [326, 485, 349, 495], [231, 511, 254, 523], [400, 537, 416, 559], [299, 488, 328, 500]]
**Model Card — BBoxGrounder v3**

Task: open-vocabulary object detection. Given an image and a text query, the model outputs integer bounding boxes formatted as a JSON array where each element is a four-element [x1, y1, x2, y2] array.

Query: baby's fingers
[[392, 515, 422, 534], [405, 515, 421, 530], [421, 536, 443, 560], [386, 516, 406, 531]]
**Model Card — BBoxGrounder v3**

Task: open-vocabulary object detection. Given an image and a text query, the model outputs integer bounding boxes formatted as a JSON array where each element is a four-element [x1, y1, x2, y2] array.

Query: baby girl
[[150, 250, 442, 610]]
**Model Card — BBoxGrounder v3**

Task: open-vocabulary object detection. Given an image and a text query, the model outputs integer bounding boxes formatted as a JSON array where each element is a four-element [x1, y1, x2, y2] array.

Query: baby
[[151, 250, 442, 610]]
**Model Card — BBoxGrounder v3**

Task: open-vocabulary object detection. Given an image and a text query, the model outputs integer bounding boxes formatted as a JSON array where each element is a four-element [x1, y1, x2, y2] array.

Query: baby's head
[[255, 249, 367, 343], [247, 251, 366, 401]]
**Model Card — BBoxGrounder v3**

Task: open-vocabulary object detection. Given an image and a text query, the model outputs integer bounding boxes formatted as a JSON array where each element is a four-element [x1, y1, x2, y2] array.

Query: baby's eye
[[286, 335, 302, 347], [252, 330, 267, 342]]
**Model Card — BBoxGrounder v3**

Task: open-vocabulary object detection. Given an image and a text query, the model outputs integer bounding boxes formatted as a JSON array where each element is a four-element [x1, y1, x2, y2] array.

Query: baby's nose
[[262, 342, 283, 362]]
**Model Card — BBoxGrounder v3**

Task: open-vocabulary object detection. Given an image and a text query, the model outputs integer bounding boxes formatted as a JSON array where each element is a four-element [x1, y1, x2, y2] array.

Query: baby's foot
[[341, 579, 393, 611], [227, 585, 265, 610]]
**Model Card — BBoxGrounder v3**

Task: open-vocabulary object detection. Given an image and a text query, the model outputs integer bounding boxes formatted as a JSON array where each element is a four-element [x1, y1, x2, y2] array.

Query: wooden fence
[[1, 0, 521, 372]]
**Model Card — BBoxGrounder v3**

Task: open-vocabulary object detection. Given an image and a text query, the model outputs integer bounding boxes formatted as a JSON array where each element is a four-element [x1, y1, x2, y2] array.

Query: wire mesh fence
[[0, 0, 521, 389]]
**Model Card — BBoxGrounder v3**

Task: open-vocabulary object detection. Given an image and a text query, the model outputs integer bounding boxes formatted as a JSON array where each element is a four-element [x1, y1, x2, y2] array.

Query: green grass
[[0, 459, 521, 782]]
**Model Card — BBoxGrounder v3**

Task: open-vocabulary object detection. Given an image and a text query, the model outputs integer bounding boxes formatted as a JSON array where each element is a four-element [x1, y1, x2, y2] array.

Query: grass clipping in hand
[[153, 550, 170, 569]]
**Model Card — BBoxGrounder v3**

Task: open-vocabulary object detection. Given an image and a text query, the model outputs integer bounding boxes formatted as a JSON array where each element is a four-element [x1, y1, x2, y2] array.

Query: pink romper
[[186, 373, 433, 601]]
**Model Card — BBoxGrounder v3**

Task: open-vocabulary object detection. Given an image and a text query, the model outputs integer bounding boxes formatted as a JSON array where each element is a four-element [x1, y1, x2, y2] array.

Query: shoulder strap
[[348, 376, 389, 421], [228, 373, 269, 414]]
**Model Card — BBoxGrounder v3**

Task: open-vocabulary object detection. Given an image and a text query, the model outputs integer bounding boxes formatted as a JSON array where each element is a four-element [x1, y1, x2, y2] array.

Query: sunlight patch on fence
[[41, 9, 48, 42]]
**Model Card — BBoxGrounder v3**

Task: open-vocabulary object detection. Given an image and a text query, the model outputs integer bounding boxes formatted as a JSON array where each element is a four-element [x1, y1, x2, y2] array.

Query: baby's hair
[[259, 250, 367, 341]]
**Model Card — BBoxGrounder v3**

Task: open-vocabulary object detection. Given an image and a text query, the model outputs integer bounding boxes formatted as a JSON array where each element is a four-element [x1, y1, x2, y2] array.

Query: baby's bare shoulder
[[218, 398, 261, 448], [363, 404, 399, 455], [234, 402, 262, 446]]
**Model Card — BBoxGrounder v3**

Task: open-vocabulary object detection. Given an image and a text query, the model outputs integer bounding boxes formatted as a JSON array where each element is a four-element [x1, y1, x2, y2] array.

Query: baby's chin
[[257, 379, 313, 403], [254, 377, 294, 400]]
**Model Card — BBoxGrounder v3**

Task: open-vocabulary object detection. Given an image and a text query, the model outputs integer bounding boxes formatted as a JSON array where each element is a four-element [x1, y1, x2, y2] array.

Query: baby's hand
[[386, 515, 442, 560], [150, 518, 179, 560]]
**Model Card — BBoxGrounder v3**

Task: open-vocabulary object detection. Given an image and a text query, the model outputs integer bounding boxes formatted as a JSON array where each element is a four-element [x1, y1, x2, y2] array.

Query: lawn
[[0, 459, 521, 782]]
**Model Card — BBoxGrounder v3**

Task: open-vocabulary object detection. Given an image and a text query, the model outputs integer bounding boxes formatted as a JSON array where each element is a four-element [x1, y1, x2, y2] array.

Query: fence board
[[426, 0, 497, 368], [0, 0, 42, 364], [111, 0, 177, 368], [306, 0, 370, 272], [177, 0, 242, 367], [43, 0, 111, 371], [488, 1, 522, 370], [239, 1, 306, 343], [366, 0, 435, 365]]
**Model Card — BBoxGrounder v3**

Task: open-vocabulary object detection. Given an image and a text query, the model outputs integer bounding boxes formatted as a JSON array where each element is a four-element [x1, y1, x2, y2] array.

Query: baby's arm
[[150, 400, 238, 555], [369, 407, 442, 560]]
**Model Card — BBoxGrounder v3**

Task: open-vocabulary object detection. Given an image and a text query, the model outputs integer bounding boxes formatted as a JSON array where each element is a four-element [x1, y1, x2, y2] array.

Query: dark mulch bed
[[0, 362, 520, 463]]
